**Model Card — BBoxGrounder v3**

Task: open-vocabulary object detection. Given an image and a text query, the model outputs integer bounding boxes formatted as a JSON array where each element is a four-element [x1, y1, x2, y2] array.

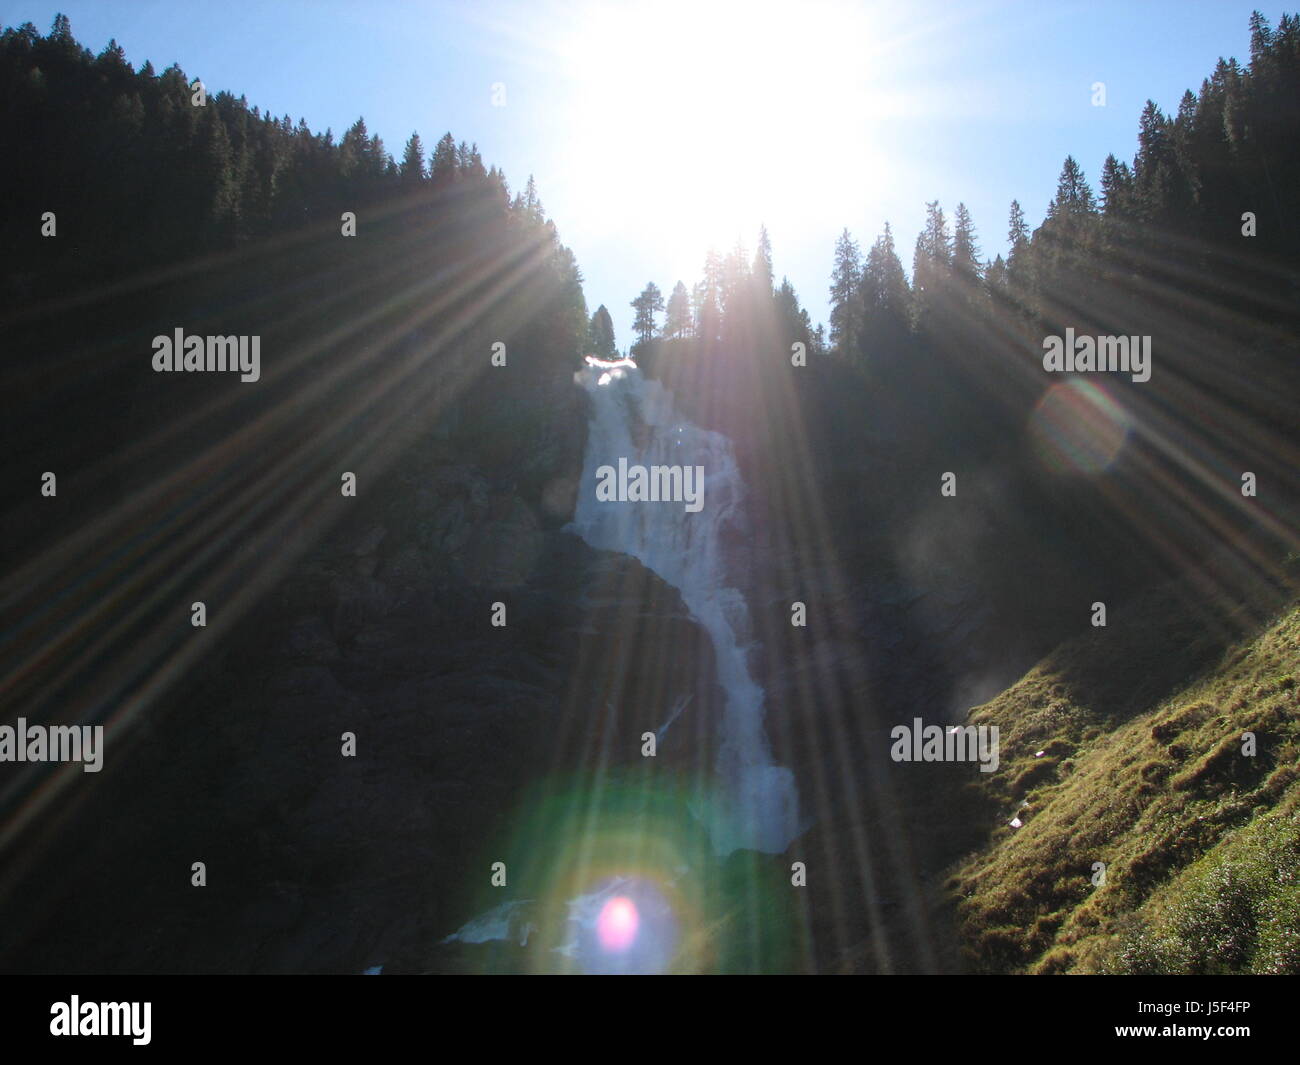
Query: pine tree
[[1134, 101, 1175, 220], [664, 281, 692, 339], [860, 223, 911, 361], [518, 174, 544, 221], [915, 201, 953, 264], [911, 201, 952, 315], [1008, 199, 1029, 251], [368, 133, 390, 178], [862, 223, 909, 318], [400, 132, 426, 183], [588, 304, 616, 357], [1045, 156, 1098, 224], [49, 12, 73, 45], [95, 38, 129, 74], [340, 117, 370, 177], [1167, 89, 1202, 218], [952, 202, 982, 278], [775, 278, 812, 351], [1005, 199, 1032, 287], [630, 282, 664, 344], [1099, 153, 1134, 215], [1249, 9, 1275, 63], [429, 132, 457, 185], [196, 105, 238, 244], [985, 253, 1007, 288], [465, 143, 487, 181], [828, 227, 862, 355]]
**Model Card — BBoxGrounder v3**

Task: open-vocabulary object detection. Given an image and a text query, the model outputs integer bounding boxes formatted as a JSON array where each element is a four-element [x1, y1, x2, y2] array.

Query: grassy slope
[[943, 558, 1300, 973]]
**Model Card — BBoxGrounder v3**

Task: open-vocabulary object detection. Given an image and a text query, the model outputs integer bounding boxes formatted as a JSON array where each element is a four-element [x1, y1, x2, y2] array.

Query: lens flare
[[438, 774, 799, 973], [1029, 378, 1132, 475], [597, 895, 640, 952]]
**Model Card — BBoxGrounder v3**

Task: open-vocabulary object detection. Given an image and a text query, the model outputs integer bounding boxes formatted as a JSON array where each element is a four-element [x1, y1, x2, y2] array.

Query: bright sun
[[549, 0, 895, 271]]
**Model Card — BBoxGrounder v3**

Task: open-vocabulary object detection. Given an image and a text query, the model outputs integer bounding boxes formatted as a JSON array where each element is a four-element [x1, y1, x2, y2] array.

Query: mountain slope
[[945, 556, 1300, 973]]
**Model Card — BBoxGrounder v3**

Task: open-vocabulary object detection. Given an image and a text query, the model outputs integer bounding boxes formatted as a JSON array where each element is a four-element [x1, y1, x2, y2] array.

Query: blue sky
[[9, 1, 1275, 347]]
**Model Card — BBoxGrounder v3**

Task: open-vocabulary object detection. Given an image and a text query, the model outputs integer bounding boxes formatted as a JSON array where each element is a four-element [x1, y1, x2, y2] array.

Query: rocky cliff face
[[0, 390, 733, 973]]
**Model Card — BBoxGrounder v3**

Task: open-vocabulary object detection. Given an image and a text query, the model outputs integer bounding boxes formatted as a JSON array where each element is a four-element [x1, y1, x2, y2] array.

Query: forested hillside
[[0, 15, 610, 973]]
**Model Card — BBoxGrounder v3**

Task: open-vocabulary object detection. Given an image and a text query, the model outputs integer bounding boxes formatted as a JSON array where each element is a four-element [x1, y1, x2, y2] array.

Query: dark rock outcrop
[[0, 424, 726, 974]]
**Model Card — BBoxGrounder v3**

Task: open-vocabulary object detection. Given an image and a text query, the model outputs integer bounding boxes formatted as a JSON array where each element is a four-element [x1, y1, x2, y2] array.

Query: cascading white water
[[568, 358, 801, 855], [436, 357, 801, 962]]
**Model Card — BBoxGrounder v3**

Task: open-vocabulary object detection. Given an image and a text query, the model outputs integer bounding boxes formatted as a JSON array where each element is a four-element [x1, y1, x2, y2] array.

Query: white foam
[[568, 361, 801, 854]]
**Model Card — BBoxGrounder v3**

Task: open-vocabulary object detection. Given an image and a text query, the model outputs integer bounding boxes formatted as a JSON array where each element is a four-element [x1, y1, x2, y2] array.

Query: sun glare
[[550, 1, 893, 265], [596, 895, 640, 952]]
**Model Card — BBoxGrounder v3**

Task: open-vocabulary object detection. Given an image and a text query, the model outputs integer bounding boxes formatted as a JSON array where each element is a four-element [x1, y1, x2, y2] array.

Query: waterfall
[[568, 357, 801, 855]]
